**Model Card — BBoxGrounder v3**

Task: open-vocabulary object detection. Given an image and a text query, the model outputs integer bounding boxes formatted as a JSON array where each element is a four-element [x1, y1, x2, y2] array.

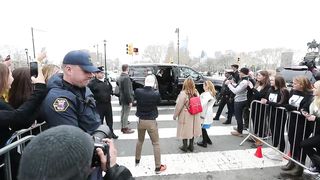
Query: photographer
[[18, 125, 133, 180]]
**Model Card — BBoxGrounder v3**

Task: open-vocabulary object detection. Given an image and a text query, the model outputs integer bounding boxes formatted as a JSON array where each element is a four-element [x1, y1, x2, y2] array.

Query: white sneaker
[[264, 150, 282, 161]]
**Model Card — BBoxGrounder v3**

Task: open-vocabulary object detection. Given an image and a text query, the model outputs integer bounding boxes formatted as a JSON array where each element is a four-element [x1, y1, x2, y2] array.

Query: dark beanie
[[18, 125, 94, 180], [240, 67, 249, 75]]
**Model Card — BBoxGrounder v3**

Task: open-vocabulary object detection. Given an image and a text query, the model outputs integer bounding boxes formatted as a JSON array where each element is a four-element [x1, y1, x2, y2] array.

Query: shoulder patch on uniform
[[53, 98, 69, 112]]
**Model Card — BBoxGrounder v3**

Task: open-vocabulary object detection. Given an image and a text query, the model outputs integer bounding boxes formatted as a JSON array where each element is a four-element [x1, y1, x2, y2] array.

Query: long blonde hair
[[293, 75, 313, 92], [182, 77, 198, 97], [313, 81, 320, 109], [42, 64, 60, 83], [204, 80, 216, 97]]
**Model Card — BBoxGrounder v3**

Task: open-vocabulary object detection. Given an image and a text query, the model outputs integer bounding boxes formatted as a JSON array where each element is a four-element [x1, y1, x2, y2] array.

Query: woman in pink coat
[[173, 78, 202, 152]]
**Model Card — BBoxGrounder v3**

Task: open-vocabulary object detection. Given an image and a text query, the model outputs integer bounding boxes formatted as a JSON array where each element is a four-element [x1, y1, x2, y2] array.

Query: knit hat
[[239, 67, 249, 75], [144, 75, 156, 87], [18, 125, 94, 180]]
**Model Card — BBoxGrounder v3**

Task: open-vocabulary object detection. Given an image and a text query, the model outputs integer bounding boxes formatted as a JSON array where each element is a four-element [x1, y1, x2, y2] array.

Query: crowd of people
[[1, 50, 320, 179]]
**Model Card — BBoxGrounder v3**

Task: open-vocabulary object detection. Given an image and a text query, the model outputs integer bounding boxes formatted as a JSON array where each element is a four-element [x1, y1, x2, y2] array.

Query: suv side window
[[179, 67, 200, 79], [129, 66, 148, 77]]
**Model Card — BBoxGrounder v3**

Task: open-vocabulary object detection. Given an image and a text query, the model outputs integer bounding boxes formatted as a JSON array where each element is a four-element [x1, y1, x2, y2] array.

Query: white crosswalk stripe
[[111, 99, 287, 178]]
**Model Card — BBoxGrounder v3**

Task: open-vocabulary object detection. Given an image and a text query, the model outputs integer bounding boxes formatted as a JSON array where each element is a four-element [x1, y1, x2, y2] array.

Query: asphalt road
[[110, 96, 319, 180]]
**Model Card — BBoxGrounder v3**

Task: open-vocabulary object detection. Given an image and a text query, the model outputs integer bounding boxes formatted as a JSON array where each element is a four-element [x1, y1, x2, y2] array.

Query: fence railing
[[240, 100, 316, 170], [0, 122, 46, 180]]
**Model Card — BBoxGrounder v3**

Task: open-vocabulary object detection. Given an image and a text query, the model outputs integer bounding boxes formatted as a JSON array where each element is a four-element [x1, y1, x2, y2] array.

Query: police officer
[[231, 64, 240, 83], [40, 50, 101, 134], [88, 66, 118, 139], [213, 69, 234, 124], [40, 50, 104, 179]]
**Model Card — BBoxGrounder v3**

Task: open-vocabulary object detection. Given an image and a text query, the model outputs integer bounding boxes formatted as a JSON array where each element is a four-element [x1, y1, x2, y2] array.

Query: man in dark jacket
[[213, 70, 234, 124], [88, 66, 118, 139], [40, 50, 105, 179], [118, 64, 134, 134], [231, 64, 240, 83], [40, 50, 101, 134], [134, 75, 166, 174]]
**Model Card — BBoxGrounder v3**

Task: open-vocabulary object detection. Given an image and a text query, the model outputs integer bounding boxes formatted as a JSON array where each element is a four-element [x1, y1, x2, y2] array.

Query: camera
[[299, 52, 318, 70], [91, 125, 112, 167], [30, 61, 38, 78]]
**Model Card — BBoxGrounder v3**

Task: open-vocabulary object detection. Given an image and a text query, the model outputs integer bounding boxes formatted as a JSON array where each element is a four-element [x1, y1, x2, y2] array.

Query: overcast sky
[[1, 0, 320, 64]]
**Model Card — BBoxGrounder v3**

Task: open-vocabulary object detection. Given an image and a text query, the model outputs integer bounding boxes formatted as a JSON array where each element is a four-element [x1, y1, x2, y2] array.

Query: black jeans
[[202, 128, 211, 144], [234, 100, 247, 133], [214, 96, 234, 122], [301, 134, 320, 168], [96, 102, 114, 132], [269, 107, 287, 152]]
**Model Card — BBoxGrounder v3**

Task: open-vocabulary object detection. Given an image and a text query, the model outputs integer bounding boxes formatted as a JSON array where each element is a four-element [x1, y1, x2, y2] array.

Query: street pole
[[25, 48, 29, 66], [96, 44, 99, 65], [31, 27, 36, 59], [103, 40, 107, 76], [175, 28, 180, 64]]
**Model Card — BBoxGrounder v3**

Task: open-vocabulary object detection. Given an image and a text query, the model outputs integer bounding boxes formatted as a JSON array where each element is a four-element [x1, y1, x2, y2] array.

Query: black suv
[[128, 63, 223, 104], [276, 65, 316, 87]]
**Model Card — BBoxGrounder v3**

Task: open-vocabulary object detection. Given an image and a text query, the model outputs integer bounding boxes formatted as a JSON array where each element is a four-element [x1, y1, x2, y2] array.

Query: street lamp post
[[31, 27, 36, 59], [175, 28, 180, 64], [25, 48, 29, 66], [93, 44, 99, 65], [103, 40, 107, 76]]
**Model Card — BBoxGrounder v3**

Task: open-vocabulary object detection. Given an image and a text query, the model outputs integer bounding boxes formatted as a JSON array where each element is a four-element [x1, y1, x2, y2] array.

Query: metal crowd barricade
[[240, 100, 316, 170], [0, 122, 46, 180]]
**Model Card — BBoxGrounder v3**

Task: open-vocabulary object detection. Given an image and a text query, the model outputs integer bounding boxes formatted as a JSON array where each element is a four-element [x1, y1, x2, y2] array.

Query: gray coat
[[118, 73, 134, 105]]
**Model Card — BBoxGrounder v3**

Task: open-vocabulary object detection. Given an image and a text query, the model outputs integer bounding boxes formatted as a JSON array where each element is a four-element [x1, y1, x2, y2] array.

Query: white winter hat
[[144, 75, 155, 87]]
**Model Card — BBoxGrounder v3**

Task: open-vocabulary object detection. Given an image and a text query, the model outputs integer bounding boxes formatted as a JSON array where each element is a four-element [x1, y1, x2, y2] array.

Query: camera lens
[[92, 125, 112, 140]]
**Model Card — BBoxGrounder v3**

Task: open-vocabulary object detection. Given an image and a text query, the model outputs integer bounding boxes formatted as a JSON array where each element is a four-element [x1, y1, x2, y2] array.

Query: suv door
[[129, 66, 151, 90], [155, 66, 176, 100]]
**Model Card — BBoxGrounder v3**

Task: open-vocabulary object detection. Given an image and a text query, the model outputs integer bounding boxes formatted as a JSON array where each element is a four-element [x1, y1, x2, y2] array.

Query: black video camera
[[91, 125, 112, 167], [299, 53, 318, 70]]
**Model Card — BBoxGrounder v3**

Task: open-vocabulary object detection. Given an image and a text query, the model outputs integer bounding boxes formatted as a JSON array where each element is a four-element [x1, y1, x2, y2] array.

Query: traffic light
[[126, 43, 133, 55], [133, 48, 138, 53]]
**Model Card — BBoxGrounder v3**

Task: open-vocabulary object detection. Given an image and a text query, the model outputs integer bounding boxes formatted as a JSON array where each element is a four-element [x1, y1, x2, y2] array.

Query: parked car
[[125, 63, 223, 105], [276, 65, 316, 87]]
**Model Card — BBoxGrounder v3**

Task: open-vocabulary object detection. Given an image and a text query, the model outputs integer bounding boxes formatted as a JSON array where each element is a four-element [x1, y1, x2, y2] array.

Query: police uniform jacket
[[40, 74, 101, 134], [88, 78, 112, 103]]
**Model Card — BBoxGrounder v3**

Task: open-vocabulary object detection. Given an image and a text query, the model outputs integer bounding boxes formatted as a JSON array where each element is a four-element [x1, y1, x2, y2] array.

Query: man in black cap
[[231, 64, 240, 83], [88, 66, 118, 139], [40, 50, 106, 179], [41, 50, 102, 134], [213, 69, 234, 124]]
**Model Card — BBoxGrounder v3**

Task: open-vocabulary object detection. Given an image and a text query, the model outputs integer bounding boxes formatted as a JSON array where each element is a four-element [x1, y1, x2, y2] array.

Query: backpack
[[188, 96, 203, 115]]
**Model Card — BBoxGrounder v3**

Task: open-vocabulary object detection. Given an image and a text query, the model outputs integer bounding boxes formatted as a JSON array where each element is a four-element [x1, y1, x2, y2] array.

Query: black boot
[[188, 138, 194, 152], [280, 164, 303, 177], [281, 160, 295, 171], [179, 139, 188, 152], [197, 141, 207, 148]]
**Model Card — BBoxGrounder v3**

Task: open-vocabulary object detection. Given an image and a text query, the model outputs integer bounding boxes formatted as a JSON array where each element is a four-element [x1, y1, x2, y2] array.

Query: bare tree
[[142, 45, 166, 63]]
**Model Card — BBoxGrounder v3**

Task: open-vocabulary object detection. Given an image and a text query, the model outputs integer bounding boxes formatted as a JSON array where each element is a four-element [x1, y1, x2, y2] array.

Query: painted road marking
[[113, 114, 226, 122], [117, 148, 286, 177], [114, 126, 246, 140]]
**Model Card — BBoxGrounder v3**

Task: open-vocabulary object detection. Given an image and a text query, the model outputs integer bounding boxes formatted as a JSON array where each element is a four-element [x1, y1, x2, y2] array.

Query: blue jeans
[[234, 100, 247, 133]]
